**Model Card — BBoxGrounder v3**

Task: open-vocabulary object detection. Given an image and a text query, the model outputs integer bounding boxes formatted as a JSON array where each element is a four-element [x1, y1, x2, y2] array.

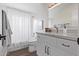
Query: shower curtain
[[6, 8, 33, 44]]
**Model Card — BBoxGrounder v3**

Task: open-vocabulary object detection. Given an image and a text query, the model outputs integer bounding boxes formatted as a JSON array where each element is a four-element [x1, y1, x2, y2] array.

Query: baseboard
[[8, 41, 29, 52]]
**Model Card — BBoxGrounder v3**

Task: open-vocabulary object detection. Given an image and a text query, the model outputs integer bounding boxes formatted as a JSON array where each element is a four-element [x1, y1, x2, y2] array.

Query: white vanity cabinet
[[36, 33, 78, 56]]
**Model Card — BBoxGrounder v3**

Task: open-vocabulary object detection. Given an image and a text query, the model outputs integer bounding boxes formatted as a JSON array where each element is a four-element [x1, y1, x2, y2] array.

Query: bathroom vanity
[[36, 32, 79, 56]]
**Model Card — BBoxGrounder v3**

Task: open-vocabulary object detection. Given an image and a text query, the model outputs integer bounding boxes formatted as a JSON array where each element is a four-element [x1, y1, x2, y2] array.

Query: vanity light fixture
[[48, 3, 61, 10]]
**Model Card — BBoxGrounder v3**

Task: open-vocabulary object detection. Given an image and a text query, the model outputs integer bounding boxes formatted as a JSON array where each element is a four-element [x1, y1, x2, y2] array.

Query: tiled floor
[[7, 48, 37, 56]]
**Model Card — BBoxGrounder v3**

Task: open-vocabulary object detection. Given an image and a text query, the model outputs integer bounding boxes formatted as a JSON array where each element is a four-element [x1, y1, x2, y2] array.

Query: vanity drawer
[[56, 38, 78, 55]]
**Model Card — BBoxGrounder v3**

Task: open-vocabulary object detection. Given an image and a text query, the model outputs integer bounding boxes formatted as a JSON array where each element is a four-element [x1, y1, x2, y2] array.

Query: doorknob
[[0, 34, 6, 46], [0, 34, 6, 40]]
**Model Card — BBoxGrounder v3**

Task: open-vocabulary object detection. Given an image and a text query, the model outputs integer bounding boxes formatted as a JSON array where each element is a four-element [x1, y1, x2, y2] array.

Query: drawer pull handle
[[45, 46, 47, 53], [47, 47, 50, 55], [62, 43, 70, 47], [77, 38, 79, 45]]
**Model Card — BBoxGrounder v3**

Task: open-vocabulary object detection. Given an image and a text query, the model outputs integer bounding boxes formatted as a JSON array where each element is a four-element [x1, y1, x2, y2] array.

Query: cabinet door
[[36, 34, 46, 56]]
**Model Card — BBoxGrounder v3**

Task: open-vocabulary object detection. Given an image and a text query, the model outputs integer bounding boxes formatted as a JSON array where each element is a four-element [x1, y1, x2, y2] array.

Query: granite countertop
[[36, 32, 79, 42]]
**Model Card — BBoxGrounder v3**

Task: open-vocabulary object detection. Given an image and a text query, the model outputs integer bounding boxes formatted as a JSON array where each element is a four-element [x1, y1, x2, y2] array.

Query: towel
[[2, 10, 12, 47]]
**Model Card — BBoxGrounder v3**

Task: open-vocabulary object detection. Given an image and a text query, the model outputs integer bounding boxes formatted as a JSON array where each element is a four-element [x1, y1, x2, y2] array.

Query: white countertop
[[36, 32, 79, 42]]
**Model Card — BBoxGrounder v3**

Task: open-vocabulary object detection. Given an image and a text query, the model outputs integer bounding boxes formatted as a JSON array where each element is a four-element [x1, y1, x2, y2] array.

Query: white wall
[[0, 3, 49, 29], [0, 5, 2, 34]]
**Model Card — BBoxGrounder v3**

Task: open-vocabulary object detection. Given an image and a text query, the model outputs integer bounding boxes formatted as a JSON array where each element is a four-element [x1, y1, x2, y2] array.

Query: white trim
[[8, 41, 28, 52]]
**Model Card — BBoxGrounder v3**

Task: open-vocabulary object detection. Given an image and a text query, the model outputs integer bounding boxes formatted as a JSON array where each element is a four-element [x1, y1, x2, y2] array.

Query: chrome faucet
[[54, 25, 58, 33]]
